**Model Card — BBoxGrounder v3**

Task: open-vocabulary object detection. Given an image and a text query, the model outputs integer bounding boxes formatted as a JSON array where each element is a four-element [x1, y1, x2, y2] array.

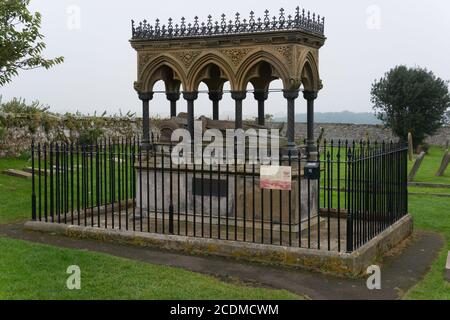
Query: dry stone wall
[[1, 117, 449, 158], [276, 122, 449, 145]]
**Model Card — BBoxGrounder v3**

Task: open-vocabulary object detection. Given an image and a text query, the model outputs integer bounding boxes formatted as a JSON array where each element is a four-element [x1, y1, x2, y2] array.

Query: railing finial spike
[[132, 7, 325, 39]]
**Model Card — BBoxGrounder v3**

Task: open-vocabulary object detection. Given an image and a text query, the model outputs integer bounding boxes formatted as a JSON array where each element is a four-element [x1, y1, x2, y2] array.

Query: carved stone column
[[231, 91, 246, 129], [303, 90, 318, 158], [283, 90, 299, 149], [166, 92, 180, 118], [208, 91, 223, 120], [253, 89, 268, 126], [138, 92, 154, 150], [183, 91, 198, 138]]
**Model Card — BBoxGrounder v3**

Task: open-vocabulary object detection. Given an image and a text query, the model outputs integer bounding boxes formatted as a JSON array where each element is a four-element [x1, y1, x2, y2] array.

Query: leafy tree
[[371, 66, 450, 148], [0, 0, 64, 85]]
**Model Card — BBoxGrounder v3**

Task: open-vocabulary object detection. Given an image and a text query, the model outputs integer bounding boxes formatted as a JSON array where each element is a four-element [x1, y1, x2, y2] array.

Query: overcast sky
[[1, 0, 450, 119]]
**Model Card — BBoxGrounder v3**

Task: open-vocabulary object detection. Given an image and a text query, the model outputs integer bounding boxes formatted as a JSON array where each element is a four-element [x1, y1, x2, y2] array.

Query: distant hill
[[273, 111, 381, 125]]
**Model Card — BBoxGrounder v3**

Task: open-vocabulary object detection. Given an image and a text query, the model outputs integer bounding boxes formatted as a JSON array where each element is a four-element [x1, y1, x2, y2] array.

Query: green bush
[[0, 97, 56, 134], [18, 150, 31, 161], [78, 127, 104, 145]]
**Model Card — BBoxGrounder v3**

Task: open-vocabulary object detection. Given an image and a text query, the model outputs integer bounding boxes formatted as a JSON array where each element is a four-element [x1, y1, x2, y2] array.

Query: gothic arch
[[299, 52, 321, 92], [138, 54, 187, 92], [236, 51, 291, 91], [187, 53, 236, 92]]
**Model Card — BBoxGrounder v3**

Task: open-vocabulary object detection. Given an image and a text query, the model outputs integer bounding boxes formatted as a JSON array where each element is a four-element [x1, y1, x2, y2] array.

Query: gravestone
[[408, 151, 425, 182], [317, 127, 325, 145], [408, 132, 413, 161], [435, 150, 450, 177]]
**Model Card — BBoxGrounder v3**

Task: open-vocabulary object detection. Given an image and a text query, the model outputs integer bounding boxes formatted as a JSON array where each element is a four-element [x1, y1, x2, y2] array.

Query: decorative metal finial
[[132, 7, 325, 39], [214, 21, 219, 33], [287, 14, 292, 28], [279, 8, 285, 26], [168, 17, 173, 33], [207, 14, 213, 33], [263, 9, 270, 27], [220, 13, 226, 32], [228, 19, 233, 33]]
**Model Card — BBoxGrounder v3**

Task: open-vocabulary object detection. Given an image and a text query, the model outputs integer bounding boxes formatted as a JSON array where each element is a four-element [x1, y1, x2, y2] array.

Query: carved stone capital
[[283, 89, 300, 100], [138, 92, 154, 101], [134, 81, 143, 93], [182, 91, 199, 101], [231, 91, 247, 101], [253, 89, 269, 101], [208, 91, 223, 101], [303, 90, 318, 101], [166, 92, 181, 101]]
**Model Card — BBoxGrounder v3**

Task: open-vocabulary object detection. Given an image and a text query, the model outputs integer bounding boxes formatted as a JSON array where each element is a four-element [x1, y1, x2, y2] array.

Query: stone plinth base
[[25, 214, 413, 276]]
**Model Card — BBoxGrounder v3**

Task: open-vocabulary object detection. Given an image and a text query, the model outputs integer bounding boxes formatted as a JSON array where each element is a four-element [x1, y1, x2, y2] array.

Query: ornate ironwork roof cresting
[[132, 7, 325, 40]]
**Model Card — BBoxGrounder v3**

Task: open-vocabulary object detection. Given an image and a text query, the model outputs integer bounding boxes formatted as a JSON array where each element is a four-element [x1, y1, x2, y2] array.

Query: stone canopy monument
[[129, 7, 326, 239], [130, 7, 326, 156]]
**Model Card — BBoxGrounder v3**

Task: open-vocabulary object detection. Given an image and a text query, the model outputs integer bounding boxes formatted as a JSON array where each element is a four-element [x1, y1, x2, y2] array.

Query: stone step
[[23, 166, 81, 175], [3, 169, 32, 179], [23, 167, 50, 175]]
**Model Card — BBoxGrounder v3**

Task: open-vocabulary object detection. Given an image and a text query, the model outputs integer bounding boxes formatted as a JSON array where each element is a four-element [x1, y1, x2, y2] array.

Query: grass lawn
[[404, 195, 450, 299], [0, 157, 31, 223], [0, 146, 449, 299], [0, 158, 301, 300], [409, 146, 450, 184], [0, 237, 299, 300], [404, 145, 450, 299]]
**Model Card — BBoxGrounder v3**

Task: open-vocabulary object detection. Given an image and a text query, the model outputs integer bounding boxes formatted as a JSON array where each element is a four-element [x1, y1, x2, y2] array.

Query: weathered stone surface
[[2, 120, 450, 158], [435, 151, 450, 177], [408, 152, 425, 182], [3, 169, 32, 179], [279, 123, 450, 146], [0, 116, 155, 158], [136, 154, 319, 230], [24, 214, 413, 276]]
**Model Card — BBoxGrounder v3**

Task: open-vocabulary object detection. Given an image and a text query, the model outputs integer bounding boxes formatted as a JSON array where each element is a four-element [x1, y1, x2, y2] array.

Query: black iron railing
[[31, 139, 407, 252], [131, 7, 325, 40]]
